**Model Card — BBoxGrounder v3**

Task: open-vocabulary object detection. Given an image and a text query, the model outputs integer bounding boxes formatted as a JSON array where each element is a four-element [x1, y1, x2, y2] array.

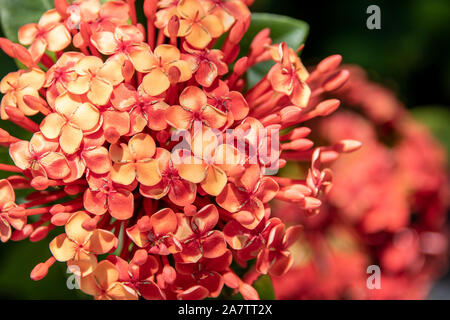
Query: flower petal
[[178, 158, 208, 184], [202, 230, 227, 259], [40, 113, 65, 140], [60, 124, 83, 154], [18, 24, 38, 45], [90, 31, 118, 55], [200, 165, 227, 196], [179, 86, 206, 112], [0, 217, 12, 243], [108, 189, 134, 220], [128, 133, 156, 160], [83, 147, 111, 174], [151, 208, 178, 236], [200, 104, 227, 128], [107, 283, 139, 300], [88, 77, 113, 106], [45, 24, 71, 52], [39, 152, 71, 179], [70, 103, 100, 132], [85, 229, 116, 254], [141, 68, 170, 96], [192, 204, 218, 234], [136, 160, 161, 186], [111, 163, 136, 186], [165, 105, 193, 129], [83, 189, 108, 215], [126, 225, 149, 248], [185, 23, 212, 49], [65, 211, 92, 244], [216, 183, 247, 213], [49, 234, 77, 261]]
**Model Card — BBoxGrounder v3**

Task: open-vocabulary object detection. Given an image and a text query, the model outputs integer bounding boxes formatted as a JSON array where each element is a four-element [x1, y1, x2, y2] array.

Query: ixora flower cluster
[[272, 66, 449, 299], [0, 0, 358, 300]]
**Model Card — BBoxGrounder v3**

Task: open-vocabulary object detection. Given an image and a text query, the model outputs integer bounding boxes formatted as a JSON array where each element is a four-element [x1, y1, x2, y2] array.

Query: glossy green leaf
[[0, 0, 53, 42], [253, 274, 276, 300], [241, 13, 309, 88]]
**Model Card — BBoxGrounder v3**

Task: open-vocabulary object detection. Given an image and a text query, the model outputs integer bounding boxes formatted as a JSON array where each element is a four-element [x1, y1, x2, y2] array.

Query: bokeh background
[[0, 0, 449, 299]]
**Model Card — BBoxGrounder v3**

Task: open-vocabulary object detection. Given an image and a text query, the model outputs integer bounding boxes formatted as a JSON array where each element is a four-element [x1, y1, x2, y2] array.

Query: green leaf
[[411, 106, 450, 158], [0, 0, 53, 42], [241, 13, 309, 88], [253, 274, 276, 300]]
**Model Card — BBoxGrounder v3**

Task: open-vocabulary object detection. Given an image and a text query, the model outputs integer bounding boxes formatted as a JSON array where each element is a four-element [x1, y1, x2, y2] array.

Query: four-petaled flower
[[141, 44, 192, 96], [217, 164, 279, 229], [79, 260, 138, 300], [174, 0, 224, 49], [127, 208, 182, 255], [49, 211, 116, 276], [40, 93, 101, 154], [175, 204, 227, 263], [110, 133, 160, 186], [166, 86, 227, 130], [18, 9, 71, 62]]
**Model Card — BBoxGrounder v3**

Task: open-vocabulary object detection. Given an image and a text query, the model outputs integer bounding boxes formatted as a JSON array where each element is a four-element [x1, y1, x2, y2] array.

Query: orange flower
[[110, 133, 161, 186], [200, 0, 250, 31], [44, 52, 84, 106], [18, 9, 71, 61], [0, 180, 26, 242], [175, 204, 227, 262], [40, 92, 101, 154], [140, 148, 197, 206], [102, 109, 131, 144], [9, 132, 71, 180], [204, 80, 249, 124], [256, 223, 303, 276], [140, 44, 192, 96], [165, 86, 227, 129], [178, 127, 241, 196], [67, 55, 124, 106], [92, 0, 130, 30], [0, 68, 45, 119], [268, 42, 311, 108], [111, 83, 169, 134], [91, 25, 153, 73], [175, 250, 232, 298], [49, 211, 116, 276], [66, 0, 102, 29], [107, 254, 165, 300], [79, 260, 138, 300], [126, 208, 182, 255], [83, 172, 135, 220], [217, 165, 279, 229], [181, 43, 228, 87], [174, 0, 224, 49], [155, 0, 181, 29], [63, 131, 111, 183]]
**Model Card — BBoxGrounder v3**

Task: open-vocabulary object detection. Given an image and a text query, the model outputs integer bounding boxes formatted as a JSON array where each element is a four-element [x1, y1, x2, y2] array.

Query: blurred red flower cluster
[[272, 66, 449, 299]]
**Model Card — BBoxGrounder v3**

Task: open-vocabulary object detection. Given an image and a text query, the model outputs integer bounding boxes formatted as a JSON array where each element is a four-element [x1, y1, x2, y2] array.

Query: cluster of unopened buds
[[0, 0, 359, 300]]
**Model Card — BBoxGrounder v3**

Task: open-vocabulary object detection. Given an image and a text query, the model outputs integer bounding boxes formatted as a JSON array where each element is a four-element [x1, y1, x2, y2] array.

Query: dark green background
[[0, 0, 449, 299]]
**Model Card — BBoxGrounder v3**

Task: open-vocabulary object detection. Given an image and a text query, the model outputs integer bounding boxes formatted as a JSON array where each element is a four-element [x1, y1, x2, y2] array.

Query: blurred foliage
[[0, 0, 448, 299], [0, 0, 53, 42]]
